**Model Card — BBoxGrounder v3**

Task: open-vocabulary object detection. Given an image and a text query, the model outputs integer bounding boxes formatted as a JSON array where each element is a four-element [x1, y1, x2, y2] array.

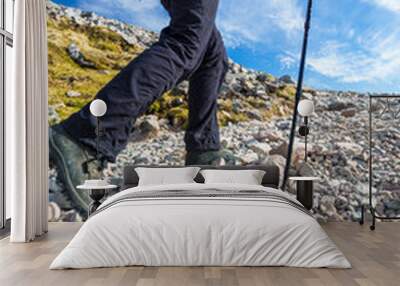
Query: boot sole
[[49, 129, 89, 215]]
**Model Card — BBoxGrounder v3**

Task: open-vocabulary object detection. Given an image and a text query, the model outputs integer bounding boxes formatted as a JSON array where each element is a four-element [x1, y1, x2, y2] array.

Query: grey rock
[[97, 70, 110, 75], [246, 110, 263, 120], [326, 100, 355, 111], [171, 98, 184, 107], [335, 195, 348, 210], [240, 151, 259, 164], [48, 202, 61, 222], [302, 92, 313, 100], [266, 82, 279, 93], [47, 2, 158, 48], [253, 130, 282, 142], [139, 115, 160, 137], [279, 75, 295, 85], [255, 85, 266, 97], [132, 155, 150, 165], [296, 162, 315, 177], [336, 142, 363, 157], [248, 142, 271, 156], [172, 81, 189, 95], [256, 73, 269, 83], [270, 142, 288, 157], [260, 154, 286, 186], [48, 106, 60, 124], [276, 120, 291, 130], [60, 209, 83, 222], [67, 43, 96, 68], [320, 196, 342, 220], [66, 90, 81, 97], [341, 108, 357, 117]]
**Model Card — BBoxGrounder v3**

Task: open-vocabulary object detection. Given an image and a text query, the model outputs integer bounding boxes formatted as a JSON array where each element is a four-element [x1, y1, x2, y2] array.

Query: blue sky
[[54, 0, 400, 93]]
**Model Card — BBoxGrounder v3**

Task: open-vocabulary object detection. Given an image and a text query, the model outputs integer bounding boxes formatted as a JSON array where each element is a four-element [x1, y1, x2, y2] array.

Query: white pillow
[[135, 167, 200, 186], [200, 169, 266, 185]]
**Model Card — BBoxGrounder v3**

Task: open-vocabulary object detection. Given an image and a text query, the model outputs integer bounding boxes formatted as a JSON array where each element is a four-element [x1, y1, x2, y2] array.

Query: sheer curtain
[[8, 0, 48, 242]]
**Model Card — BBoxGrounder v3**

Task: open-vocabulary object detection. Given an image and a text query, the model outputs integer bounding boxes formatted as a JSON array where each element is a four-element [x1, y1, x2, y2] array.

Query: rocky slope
[[47, 1, 400, 222]]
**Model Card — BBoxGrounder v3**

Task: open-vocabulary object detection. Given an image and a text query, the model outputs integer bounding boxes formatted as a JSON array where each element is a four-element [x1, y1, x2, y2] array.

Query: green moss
[[217, 110, 250, 126], [218, 98, 233, 111], [266, 74, 276, 82], [80, 25, 138, 53], [148, 92, 186, 116], [93, 40, 121, 53], [57, 106, 77, 120], [246, 96, 268, 109], [168, 107, 189, 128], [148, 100, 162, 114], [277, 85, 296, 99]]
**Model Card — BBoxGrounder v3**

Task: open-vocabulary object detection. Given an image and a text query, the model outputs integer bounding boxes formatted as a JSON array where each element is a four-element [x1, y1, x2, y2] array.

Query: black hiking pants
[[62, 0, 228, 162]]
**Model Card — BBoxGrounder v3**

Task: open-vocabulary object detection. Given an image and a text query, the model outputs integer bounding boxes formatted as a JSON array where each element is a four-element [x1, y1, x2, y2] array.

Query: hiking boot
[[49, 124, 104, 215], [185, 149, 236, 166]]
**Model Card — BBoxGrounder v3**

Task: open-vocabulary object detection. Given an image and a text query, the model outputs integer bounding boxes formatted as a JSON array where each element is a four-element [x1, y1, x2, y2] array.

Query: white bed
[[50, 183, 351, 269]]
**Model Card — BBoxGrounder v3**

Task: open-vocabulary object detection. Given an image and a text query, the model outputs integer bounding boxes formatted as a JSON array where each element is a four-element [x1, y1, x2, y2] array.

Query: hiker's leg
[[61, 0, 220, 162], [184, 27, 228, 154]]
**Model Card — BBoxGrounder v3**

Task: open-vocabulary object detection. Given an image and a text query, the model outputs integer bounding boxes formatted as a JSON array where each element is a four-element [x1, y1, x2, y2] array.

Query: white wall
[[4, 0, 15, 220], [5, 45, 13, 219]]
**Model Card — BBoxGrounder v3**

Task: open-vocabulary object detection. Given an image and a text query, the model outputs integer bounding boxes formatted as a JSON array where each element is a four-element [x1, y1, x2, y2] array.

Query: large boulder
[[248, 141, 271, 157], [270, 141, 289, 157], [48, 202, 61, 222], [67, 43, 96, 68], [319, 196, 342, 221], [279, 75, 295, 85], [270, 141, 305, 162], [260, 154, 286, 187], [253, 130, 282, 142], [341, 108, 357, 118], [326, 99, 355, 111], [296, 161, 316, 177], [240, 151, 259, 164], [139, 115, 160, 137]]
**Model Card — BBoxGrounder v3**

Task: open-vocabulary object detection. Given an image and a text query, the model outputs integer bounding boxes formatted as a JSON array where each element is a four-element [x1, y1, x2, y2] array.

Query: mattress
[[50, 183, 351, 269]]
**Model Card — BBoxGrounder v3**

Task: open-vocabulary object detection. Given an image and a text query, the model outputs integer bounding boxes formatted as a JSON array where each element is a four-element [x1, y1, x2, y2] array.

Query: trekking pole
[[282, 0, 313, 189]]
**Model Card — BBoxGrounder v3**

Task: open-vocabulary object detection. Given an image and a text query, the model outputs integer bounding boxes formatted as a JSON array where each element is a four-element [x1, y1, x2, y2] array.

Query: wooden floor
[[0, 222, 399, 286]]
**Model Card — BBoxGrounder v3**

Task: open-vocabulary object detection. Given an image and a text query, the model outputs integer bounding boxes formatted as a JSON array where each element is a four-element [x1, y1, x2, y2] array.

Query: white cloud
[[279, 53, 297, 70], [217, 0, 303, 47], [367, 0, 400, 13], [308, 29, 400, 85], [78, 0, 169, 31], [72, 0, 400, 92], [79, 0, 304, 49]]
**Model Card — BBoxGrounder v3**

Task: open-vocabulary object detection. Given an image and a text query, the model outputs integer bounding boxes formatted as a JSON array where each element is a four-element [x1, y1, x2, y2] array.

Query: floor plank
[[0, 222, 399, 286]]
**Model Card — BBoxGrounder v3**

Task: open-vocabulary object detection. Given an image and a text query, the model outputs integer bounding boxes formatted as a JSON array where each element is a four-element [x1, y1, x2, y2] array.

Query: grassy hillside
[[47, 16, 142, 120], [47, 15, 295, 127]]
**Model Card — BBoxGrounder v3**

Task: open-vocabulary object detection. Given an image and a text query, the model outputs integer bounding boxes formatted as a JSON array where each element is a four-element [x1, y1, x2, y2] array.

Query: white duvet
[[50, 183, 351, 269]]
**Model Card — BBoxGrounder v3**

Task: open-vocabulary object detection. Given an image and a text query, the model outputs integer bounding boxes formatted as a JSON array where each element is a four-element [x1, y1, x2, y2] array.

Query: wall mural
[[47, 1, 400, 222]]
